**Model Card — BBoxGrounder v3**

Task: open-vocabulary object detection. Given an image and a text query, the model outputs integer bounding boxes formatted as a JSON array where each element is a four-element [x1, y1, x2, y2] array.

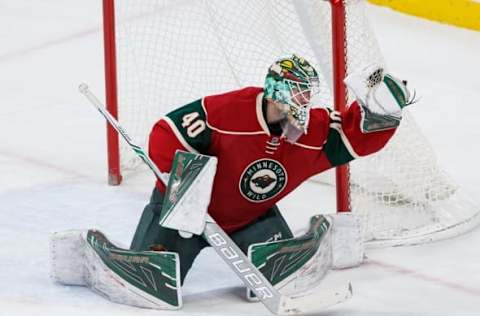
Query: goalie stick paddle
[[79, 83, 352, 315]]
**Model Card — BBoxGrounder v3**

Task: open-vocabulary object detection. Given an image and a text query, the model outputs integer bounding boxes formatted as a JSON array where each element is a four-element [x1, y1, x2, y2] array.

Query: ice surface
[[1, 1, 479, 315]]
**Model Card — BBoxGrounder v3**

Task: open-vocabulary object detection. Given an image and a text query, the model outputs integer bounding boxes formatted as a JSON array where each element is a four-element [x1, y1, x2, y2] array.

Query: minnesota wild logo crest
[[239, 159, 287, 203]]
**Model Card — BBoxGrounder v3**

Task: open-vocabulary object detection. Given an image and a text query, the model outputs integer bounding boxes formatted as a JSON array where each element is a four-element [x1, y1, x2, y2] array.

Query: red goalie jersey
[[149, 87, 396, 233]]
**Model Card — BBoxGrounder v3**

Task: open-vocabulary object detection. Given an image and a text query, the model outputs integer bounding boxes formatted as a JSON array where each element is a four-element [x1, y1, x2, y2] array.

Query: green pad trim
[[86, 230, 181, 308], [248, 215, 330, 288], [383, 74, 406, 108]]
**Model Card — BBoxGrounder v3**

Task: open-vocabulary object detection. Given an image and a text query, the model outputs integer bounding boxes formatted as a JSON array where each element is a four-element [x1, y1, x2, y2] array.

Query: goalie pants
[[130, 187, 293, 284]]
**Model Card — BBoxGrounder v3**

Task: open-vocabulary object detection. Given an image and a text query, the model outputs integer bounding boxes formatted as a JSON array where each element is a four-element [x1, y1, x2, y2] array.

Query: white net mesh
[[109, 0, 480, 246]]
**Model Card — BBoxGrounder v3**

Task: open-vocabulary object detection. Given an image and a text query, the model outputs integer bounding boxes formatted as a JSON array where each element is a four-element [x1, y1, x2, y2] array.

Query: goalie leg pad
[[247, 215, 333, 300], [327, 213, 365, 269], [50, 229, 88, 286], [84, 229, 182, 310], [50, 229, 183, 310]]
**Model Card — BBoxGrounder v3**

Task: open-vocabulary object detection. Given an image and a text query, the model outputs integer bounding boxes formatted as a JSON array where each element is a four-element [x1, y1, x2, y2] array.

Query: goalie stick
[[79, 83, 352, 315]]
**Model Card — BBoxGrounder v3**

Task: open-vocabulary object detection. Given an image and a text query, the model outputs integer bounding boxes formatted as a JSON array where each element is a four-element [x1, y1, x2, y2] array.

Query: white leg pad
[[327, 213, 365, 269], [82, 237, 180, 310], [50, 229, 182, 310], [50, 229, 87, 285]]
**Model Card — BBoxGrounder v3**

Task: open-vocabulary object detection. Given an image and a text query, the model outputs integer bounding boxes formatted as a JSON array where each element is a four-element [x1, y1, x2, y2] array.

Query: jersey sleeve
[[148, 120, 185, 191], [148, 99, 212, 191], [322, 101, 396, 167], [163, 99, 212, 154]]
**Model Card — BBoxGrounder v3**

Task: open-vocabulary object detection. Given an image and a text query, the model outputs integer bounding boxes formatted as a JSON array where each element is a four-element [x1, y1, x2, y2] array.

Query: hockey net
[[102, 0, 480, 247]]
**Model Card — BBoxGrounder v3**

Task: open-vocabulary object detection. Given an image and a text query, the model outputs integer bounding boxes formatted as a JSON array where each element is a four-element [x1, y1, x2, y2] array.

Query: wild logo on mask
[[239, 159, 287, 203]]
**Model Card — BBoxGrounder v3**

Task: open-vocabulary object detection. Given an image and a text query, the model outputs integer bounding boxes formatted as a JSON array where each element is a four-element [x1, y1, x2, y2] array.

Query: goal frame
[[100, 0, 480, 247]]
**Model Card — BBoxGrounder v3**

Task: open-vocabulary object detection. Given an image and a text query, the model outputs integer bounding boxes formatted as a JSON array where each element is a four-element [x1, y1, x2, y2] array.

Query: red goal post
[[103, 0, 122, 186], [101, 0, 480, 246]]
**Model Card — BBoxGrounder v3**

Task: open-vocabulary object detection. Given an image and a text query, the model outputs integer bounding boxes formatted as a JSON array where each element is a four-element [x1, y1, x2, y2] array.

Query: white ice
[[1, 1, 480, 315]]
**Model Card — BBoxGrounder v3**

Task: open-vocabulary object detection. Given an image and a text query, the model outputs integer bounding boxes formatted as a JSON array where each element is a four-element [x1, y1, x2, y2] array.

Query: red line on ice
[[0, 149, 99, 182], [367, 259, 480, 297], [0, 27, 99, 63]]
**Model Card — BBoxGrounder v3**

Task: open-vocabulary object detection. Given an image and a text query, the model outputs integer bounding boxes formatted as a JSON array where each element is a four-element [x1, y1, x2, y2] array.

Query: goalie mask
[[264, 54, 319, 143]]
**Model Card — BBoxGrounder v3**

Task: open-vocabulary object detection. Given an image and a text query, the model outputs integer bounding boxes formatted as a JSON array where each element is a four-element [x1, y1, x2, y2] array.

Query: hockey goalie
[[51, 54, 415, 315]]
